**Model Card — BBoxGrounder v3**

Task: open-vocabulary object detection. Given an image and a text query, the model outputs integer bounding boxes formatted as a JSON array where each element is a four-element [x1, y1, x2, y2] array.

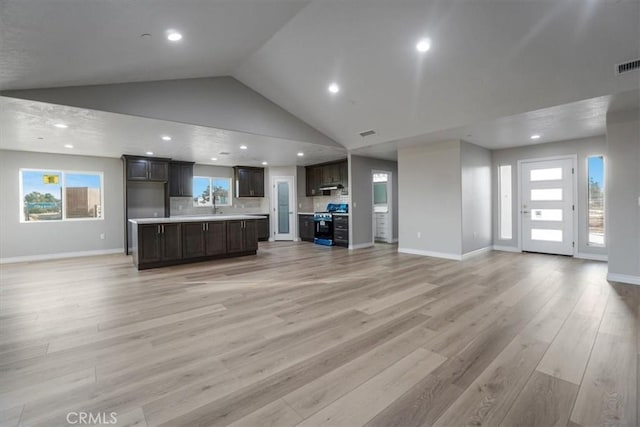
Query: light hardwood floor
[[0, 242, 637, 427]]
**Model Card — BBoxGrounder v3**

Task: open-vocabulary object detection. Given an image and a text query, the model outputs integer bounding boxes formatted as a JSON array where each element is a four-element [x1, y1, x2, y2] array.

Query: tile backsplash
[[298, 189, 350, 213], [171, 197, 270, 216]]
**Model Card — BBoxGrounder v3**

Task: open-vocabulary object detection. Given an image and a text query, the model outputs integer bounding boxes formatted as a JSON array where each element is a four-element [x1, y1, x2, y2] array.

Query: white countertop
[[129, 214, 267, 224]]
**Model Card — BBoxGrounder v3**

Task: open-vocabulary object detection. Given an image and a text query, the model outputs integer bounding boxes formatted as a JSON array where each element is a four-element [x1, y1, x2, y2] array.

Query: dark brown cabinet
[[137, 223, 182, 264], [205, 222, 227, 256], [305, 159, 348, 196], [169, 161, 194, 197], [124, 156, 169, 182], [234, 167, 264, 197], [257, 216, 269, 241], [182, 221, 227, 259], [299, 214, 315, 242], [131, 218, 261, 270], [227, 220, 258, 253], [333, 215, 349, 247]]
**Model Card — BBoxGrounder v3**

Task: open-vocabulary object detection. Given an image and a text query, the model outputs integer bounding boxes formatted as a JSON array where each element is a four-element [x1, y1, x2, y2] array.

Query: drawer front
[[333, 216, 348, 229], [334, 229, 349, 241]]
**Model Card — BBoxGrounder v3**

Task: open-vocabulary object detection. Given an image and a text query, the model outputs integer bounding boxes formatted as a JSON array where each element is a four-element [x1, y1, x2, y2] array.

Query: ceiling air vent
[[616, 59, 640, 75], [359, 130, 376, 137], [218, 152, 230, 155]]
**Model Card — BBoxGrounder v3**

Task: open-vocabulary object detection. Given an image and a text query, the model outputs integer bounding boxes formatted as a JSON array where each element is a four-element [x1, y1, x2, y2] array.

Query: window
[[21, 169, 103, 222], [588, 156, 605, 246], [499, 165, 512, 239], [193, 176, 232, 207]]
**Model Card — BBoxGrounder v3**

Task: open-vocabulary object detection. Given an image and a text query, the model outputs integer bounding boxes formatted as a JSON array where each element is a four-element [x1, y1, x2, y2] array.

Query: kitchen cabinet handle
[[202, 223, 205, 231], [206, 223, 209, 231], [157, 225, 160, 234], [162, 225, 165, 234]]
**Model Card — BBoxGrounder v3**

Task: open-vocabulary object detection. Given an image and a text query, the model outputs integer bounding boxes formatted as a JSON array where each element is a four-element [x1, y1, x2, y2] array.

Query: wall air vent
[[359, 130, 376, 137], [616, 59, 640, 75]]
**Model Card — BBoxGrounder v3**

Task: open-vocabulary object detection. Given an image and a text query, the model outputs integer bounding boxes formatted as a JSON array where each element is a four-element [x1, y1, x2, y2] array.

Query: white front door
[[273, 176, 294, 241], [521, 158, 575, 255]]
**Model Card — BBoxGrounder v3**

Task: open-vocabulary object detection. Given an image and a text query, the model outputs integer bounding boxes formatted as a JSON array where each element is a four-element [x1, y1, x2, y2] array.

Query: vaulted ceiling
[[1, 0, 638, 161]]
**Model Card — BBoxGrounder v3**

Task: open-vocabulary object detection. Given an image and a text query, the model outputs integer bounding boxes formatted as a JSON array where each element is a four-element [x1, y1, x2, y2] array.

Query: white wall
[[606, 109, 640, 283], [461, 141, 493, 254], [349, 154, 398, 248], [491, 136, 607, 258], [0, 150, 124, 261], [2, 77, 340, 148], [398, 141, 462, 259]]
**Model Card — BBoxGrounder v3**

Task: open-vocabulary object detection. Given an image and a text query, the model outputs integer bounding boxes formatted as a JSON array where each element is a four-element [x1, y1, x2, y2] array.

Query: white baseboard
[[0, 248, 123, 264], [397, 247, 462, 261], [349, 242, 375, 250], [492, 245, 521, 253], [575, 252, 608, 262], [607, 273, 640, 286], [461, 246, 493, 260]]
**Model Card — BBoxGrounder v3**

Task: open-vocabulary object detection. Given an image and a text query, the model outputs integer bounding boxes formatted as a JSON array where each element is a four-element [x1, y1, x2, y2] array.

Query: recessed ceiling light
[[328, 83, 340, 94], [64, 144, 73, 149], [166, 31, 182, 42], [54, 123, 68, 129], [530, 134, 541, 140], [211, 157, 218, 161], [297, 152, 304, 157], [161, 135, 171, 141], [416, 38, 431, 53], [240, 145, 248, 150], [261, 161, 268, 165], [146, 151, 154, 155]]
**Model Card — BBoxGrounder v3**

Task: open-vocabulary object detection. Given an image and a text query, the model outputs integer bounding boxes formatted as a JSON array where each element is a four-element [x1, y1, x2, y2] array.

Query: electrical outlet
[[100, 233, 105, 240], [417, 231, 421, 238], [153, 212, 158, 217]]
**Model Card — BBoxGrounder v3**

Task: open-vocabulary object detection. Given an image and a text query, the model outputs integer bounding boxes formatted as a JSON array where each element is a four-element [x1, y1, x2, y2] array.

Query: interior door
[[521, 158, 574, 255], [273, 176, 294, 240]]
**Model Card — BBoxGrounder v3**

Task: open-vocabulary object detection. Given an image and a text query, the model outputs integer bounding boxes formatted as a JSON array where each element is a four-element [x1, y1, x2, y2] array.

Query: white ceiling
[[353, 89, 640, 160], [0, 97, 347, 166], [0, 0, 310, 89], [0, 0, 638, 161]]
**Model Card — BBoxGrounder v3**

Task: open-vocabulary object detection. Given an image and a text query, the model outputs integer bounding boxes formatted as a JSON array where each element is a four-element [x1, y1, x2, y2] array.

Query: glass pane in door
[[530, 168, 562, 181], [531, 188, 563, 201], [277, 182, 290, 234], [531, 228, 563, 242]]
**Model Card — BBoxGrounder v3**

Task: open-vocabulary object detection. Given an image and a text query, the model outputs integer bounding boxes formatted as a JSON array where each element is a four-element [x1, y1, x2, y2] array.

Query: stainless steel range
[[314, 203, 348, 246]]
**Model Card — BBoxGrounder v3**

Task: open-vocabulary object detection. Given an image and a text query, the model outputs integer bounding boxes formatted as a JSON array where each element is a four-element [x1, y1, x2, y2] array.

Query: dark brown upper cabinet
[[123, 155, 170, 182], [305, 159, 348, 196], [234, 166, 264, 197], [169, 161, 194, 197]]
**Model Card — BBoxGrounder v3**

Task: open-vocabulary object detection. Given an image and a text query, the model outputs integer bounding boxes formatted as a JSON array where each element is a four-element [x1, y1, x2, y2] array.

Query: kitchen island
[[128, 215, 266, 270]]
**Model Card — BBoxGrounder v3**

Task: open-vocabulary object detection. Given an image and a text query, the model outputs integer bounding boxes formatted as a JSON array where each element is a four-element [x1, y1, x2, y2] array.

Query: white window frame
[[192, 176, 233, 207], [19, 168, 105, 223]]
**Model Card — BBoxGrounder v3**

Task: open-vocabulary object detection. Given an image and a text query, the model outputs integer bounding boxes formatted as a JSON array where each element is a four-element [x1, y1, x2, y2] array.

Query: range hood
[[319, 183, 344, 191]]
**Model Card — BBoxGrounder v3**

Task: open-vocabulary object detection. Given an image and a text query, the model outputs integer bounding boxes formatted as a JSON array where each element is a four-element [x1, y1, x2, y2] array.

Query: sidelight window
[[20, 169, 103, 222], [587, 156, 605, 246], [499, 165, 512, 240], [193, 177, 232, 207]]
